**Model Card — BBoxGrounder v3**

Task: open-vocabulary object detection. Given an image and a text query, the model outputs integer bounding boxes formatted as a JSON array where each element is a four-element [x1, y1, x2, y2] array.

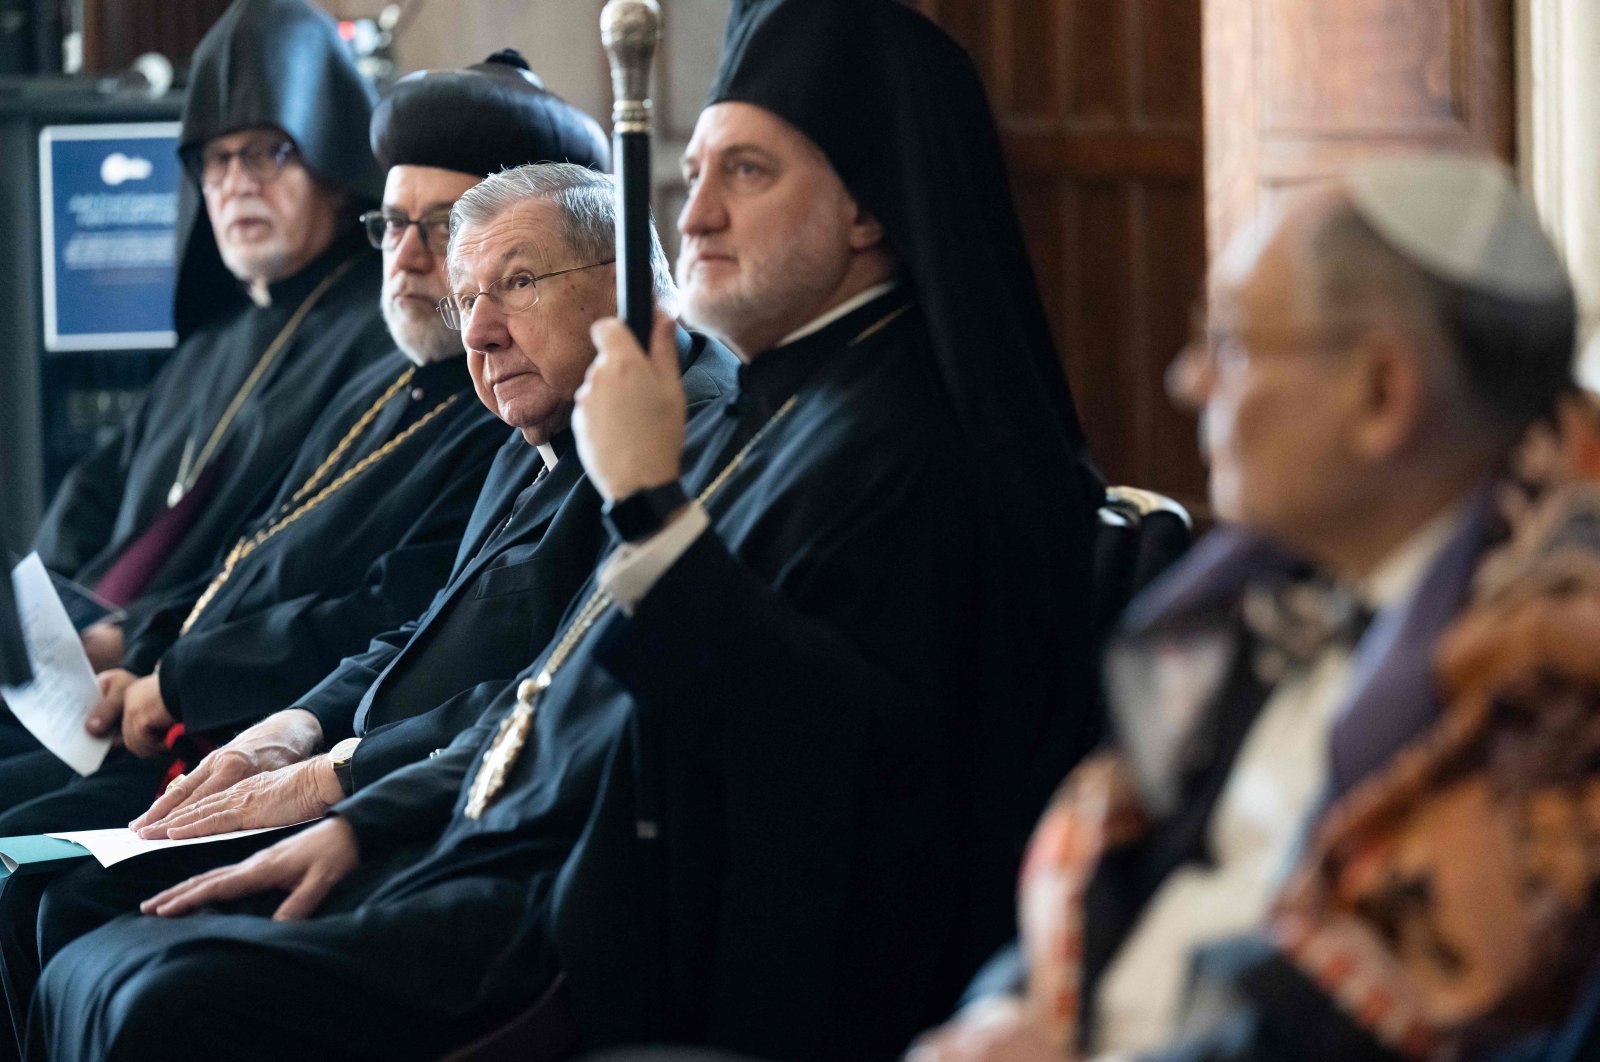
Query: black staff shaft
[[615, 129, 654, 348]]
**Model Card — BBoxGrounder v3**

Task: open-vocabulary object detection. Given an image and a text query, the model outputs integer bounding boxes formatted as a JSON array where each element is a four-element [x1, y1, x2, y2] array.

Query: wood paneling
[[82, 0, 234, 74], [1205, 0, 1515, 266], [915, 0, 1209, 508]]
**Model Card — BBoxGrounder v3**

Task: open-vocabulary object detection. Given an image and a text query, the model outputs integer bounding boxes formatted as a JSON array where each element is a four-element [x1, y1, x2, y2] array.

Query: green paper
[[0, 834, 92, 878]]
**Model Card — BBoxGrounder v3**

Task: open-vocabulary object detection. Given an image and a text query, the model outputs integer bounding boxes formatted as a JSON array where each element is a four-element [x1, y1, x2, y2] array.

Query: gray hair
[[1308, 203, 1576, 434], [449, 162, 675, 309]]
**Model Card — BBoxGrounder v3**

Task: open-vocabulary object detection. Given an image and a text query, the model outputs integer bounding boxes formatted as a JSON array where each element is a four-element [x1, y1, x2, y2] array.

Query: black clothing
[[32, 231, 391, 614], [33, 295, 1095, 1062], [1, 351, 504, 830], [174, 0, 380, 335], [0, 565, 24, 688], [709, 0, 1103, 879], [297, 328, 735, 790], [0, 334, 735, 1055], [372, 49, 608, 177]]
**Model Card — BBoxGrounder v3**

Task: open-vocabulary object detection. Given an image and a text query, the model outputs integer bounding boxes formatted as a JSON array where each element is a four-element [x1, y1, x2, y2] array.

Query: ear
[[1348, 331, 1426, 462], [846, 201, 886, 252]]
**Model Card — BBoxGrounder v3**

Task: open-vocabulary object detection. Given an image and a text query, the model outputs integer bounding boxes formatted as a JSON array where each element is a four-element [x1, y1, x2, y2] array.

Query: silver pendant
[[167, 480, 186, 508]]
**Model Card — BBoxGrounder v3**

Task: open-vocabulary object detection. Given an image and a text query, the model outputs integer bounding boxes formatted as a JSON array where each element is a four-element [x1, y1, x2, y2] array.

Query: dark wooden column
[[914, 0, 1209, 509], [81, 0, 251, 74]]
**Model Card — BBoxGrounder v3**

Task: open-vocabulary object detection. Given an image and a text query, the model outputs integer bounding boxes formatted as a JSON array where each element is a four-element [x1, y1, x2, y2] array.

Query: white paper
[[0, 554, 110, 776], [46, 823, 304, 868]]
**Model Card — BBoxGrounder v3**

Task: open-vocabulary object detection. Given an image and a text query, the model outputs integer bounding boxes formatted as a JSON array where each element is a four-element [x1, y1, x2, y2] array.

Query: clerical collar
[[538, 428, 574, 471], [1355, 500, 1467, 612], [251, 224, 371, 309], [776, 281, 901, 347], [729, 286, 909, 417]]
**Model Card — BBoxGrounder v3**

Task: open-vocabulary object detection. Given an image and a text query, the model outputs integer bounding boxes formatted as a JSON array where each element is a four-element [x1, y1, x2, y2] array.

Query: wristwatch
[[328, 736, 361, 798], [602, 481, 689, 543]]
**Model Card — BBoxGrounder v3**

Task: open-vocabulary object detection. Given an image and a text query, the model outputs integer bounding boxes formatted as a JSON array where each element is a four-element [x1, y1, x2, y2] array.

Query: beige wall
[[1518, 0, 1600, 388], [388, 0, 732, 258]]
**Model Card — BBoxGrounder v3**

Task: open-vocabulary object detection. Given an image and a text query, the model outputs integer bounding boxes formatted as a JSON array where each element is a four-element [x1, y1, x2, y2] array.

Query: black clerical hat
[[173, 0, 380, 334], [707, 0, 1091, 472], [706, 0, 1105, 874], [372, 50, 609, 178]]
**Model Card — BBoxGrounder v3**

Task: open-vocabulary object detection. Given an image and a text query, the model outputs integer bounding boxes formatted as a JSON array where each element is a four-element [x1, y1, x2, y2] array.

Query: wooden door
[[1205, 0, 1516, 275], [914, 0, 1210, 510]]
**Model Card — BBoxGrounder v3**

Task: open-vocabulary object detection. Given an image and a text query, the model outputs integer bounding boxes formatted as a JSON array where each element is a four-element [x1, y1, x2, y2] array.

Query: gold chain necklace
[[168, 254, 363, 508], [180, 366, 459, 635], [464, 300, 914, 819]]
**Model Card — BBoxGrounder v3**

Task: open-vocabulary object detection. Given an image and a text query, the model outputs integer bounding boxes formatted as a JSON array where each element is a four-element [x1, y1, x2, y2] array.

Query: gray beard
[[385, 304, 463, 366]]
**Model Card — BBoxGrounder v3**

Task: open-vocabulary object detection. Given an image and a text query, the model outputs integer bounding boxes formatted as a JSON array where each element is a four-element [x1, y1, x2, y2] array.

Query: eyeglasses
[[194, 138, 298, 189], [360, 209, 454, 255], [437, 260, 616, 331]]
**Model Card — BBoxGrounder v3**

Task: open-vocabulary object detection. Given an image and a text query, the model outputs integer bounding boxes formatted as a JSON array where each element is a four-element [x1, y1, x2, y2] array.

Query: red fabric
[[156, 722, 217, 796], [94, 462, 221, 607]]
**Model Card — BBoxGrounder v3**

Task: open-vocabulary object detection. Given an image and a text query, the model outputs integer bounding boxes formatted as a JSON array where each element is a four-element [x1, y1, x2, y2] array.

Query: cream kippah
[[1346, 155, 1571, 302]]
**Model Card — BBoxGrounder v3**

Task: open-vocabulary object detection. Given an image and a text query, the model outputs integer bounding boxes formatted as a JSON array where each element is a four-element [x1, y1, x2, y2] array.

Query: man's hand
[[906, 998, 1075, 1062], [131, 709, 324, 830], [574, 315, 686, 502], [121, 674, 176, 759], [139, 816, 359, 922], [81, 620, 124, 673], [135, 754, 341, 840], [84, 668, 138, 741]]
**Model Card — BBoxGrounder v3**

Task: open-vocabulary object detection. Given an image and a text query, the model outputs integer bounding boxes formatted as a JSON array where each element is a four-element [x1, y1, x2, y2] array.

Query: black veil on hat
[[173, 0, 381, 336], [707, 0, 1106, 967], [372, 49, 610, 177]]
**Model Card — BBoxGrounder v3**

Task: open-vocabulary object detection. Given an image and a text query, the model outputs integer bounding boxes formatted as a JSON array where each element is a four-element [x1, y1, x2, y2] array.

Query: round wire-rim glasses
[[436, 259, 616, 331]]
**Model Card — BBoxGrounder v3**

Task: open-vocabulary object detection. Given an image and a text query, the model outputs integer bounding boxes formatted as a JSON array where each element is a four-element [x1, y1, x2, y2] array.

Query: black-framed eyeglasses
[[360, 209, 454, 255], [437, 259, 616, 331], [193, 137, 297, 189]]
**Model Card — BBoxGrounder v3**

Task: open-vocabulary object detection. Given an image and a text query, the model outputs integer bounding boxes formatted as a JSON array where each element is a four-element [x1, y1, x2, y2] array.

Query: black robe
[[0, 351, 504, 832], [32, 229, 393, 615], [29, 294, 1101, 1062], [295, 327, 736, 789], [0, 333, 735, 1052]]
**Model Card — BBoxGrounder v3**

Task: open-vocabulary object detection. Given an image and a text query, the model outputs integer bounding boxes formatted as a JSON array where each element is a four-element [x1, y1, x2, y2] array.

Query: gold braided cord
[[169, 254, 364, 507], [180, 386, 461, 635], [289, 368, 415, 504], [463, 299, 916, 819]]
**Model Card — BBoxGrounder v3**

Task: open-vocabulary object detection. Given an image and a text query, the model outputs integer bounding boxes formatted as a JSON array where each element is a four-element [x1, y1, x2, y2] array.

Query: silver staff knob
[[601, 0, 661, 132]]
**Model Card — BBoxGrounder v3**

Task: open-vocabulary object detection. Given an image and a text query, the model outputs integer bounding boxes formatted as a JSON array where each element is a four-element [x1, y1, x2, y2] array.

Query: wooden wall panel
[[1206, 0, 1515, 265], [83, 0, 235, 74], [914, 0, 1209, 509]]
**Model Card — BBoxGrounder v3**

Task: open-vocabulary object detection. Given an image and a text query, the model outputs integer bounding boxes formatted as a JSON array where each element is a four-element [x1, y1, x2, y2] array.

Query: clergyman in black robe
[[0, 49, 619, 834], [4, 0, 394, 769], [32, 0, 390, 620], [25, 3, 1105, 1059], [0, 73, 736, 1055]]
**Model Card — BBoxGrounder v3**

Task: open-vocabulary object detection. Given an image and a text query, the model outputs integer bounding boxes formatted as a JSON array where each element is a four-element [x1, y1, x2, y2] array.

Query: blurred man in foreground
[[912, 156, 1591, 1061]]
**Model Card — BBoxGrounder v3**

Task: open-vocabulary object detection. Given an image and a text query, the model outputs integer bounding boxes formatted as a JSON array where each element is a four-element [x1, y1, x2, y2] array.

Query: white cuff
[[599, 501, 710, 615]]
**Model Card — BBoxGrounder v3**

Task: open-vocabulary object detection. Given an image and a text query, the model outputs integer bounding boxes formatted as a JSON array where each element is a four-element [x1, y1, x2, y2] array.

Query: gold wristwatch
[[328, 737, 361, 797]]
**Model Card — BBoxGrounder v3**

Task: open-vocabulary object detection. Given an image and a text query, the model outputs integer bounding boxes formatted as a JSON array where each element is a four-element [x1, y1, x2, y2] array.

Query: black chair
[[1092, 485, 1194, 635]]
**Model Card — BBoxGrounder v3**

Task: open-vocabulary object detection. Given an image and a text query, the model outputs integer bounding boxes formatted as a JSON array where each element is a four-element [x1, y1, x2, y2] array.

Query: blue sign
[[39, 122, 182, 352]]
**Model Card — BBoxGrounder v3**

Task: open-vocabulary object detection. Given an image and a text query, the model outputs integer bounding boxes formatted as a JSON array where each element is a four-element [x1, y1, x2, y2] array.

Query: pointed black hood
[[372, 49, 610, 177], [173, 0, 380, 336], [706, 0, 1108, 906], [708, 0, 1093, 481]]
